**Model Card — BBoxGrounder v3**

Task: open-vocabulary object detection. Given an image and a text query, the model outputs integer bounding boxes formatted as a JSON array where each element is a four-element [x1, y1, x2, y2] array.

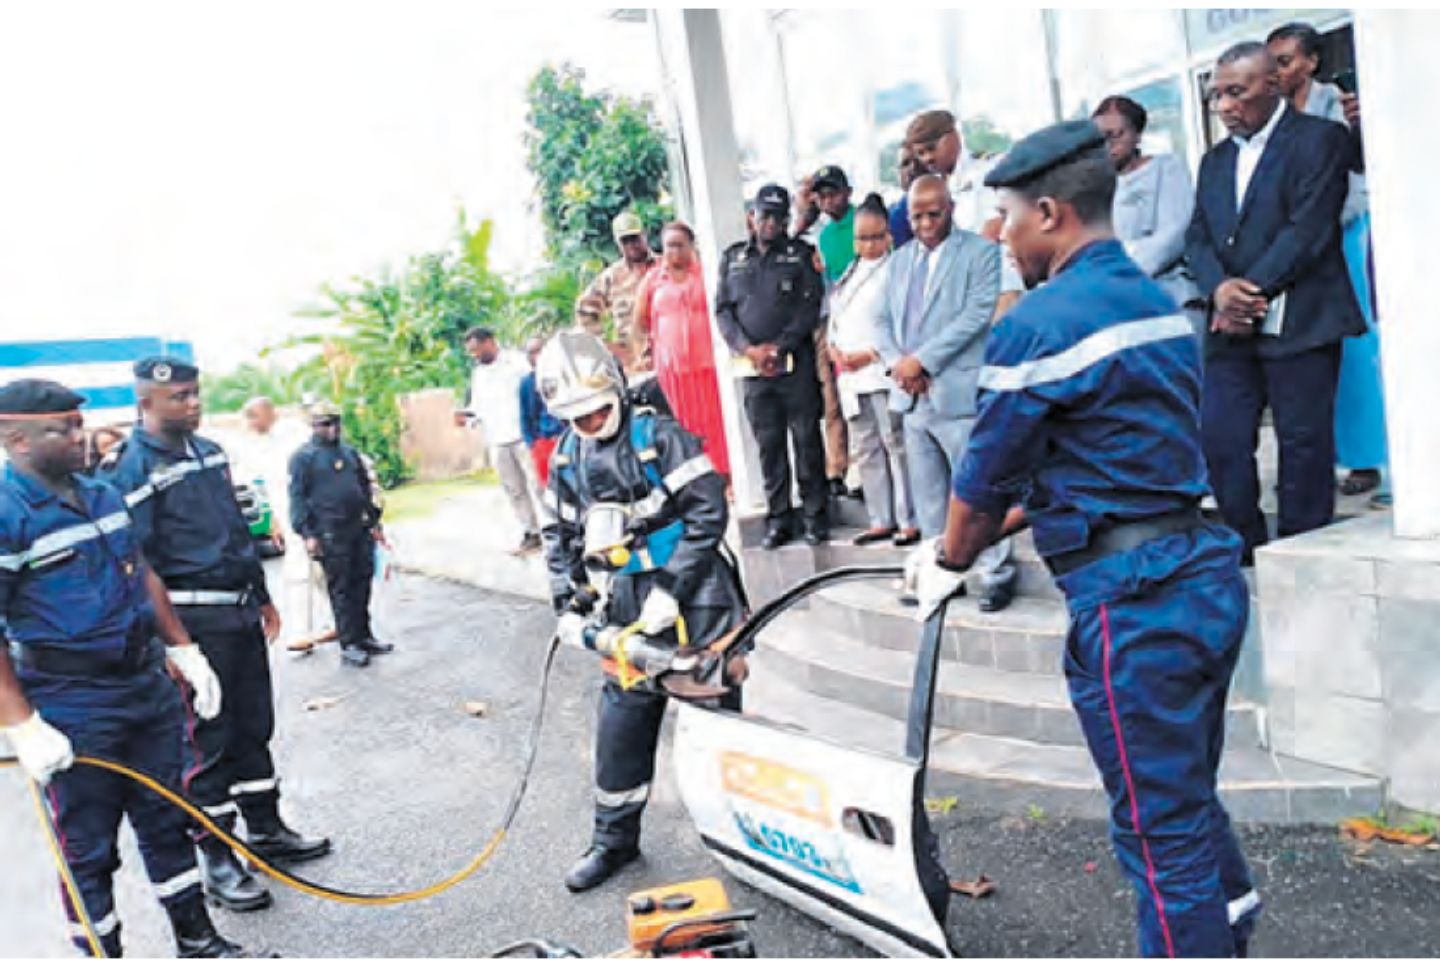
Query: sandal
[[852, 527, 897, 546], [892, 528, 921, 547]]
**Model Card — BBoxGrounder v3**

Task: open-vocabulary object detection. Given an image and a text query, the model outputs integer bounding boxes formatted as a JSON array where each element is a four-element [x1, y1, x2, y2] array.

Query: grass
[[382, 471, 495, 524]]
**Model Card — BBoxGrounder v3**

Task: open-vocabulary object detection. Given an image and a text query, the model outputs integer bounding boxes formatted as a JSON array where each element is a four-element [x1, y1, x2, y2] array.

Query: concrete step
[[736, 519, 1060, 610], [808, 579, 1070, 677], [742, 651, 1383, 824], [758, 616, 1267, 750], [818, 527, 1061, 601]]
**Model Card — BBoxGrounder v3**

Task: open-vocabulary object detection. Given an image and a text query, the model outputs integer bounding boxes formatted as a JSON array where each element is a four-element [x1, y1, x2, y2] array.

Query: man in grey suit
[[874, 174, 1016, 611]]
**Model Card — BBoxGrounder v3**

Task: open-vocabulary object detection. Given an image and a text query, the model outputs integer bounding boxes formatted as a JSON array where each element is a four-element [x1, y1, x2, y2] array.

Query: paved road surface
[[3, 576, 1437, 957]]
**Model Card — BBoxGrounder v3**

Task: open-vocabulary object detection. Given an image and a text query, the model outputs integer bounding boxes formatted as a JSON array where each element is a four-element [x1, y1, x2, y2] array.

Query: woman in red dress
[[633, 221, 731, 479]]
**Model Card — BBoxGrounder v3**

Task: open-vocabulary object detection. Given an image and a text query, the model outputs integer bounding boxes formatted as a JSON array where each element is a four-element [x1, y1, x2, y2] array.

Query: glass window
[[1052, 10, 1187, 119], [719, 10, 793, 199], [954, 10, 1056, 155], [776, 11, 874, 191], [862, 11, 952, 196]]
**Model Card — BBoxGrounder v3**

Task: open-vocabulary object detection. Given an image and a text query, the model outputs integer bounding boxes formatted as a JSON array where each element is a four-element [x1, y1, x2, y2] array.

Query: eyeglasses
[[313, 418, 340, 427]]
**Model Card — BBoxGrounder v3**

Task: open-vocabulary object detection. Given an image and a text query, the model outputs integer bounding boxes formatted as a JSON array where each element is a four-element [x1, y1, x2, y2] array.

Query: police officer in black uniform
[[0, 379, 249, 957], [715, 183, 829, 548], [537, 331, 743, 893], [101, 358, 330, 913], [288, 401, 389, 668]]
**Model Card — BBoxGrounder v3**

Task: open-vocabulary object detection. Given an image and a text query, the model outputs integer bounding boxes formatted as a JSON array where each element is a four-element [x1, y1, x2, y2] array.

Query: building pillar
[[650, 9, 765, 516], [1355, 10, 1440, 539], [1250, 12, 1440, 817]]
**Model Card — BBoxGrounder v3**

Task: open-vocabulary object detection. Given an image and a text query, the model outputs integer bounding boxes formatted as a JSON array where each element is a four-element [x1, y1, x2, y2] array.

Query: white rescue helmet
[[536, 330, 625, 439]]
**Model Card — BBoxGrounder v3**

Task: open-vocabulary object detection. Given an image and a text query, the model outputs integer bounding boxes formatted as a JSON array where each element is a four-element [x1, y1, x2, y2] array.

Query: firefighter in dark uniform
[[715, 183, 829, 548], [287, 401, 389, 668], [100, 357, 330, 914], [0, 379, 248, 957], [536, 331, 743, 893], [908, 121, 1258, 957]]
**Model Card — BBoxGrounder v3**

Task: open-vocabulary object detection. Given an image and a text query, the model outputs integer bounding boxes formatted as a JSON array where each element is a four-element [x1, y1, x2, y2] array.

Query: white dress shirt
[[466, 350, 528, 447], [1233, 99, 1287, 211]]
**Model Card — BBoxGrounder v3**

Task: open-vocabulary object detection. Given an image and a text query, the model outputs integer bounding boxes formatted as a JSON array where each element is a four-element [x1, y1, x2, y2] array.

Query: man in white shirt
[[237, 396, 336, 651], [456, 326, 542, 553]]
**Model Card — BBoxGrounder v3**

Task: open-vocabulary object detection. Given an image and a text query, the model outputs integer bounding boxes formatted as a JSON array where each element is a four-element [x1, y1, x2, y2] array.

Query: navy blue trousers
[[1056, 525, 1259, 957], [1201, 343, 1342, 558], [23, 657, 203, 956]]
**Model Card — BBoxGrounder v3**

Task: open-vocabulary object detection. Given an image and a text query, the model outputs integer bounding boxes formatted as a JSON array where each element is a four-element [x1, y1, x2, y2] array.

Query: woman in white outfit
[[826, 194, 920, 547]]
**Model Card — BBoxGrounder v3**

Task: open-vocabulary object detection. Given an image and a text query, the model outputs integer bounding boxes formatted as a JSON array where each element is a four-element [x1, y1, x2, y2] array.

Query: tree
[[202, 361, 328, 414], [283, 214, 512, 487], [962, 115, 1013, 157], [524, 64, 673, 277]]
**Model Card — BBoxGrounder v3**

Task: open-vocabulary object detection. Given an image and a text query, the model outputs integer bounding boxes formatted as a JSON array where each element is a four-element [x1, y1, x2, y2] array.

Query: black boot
[[563, 845, 639, 893], [167, 895, 248, 958], [244, 797, 332, 865], [197, 837, 271, 913], [355, 636, 394, 655]]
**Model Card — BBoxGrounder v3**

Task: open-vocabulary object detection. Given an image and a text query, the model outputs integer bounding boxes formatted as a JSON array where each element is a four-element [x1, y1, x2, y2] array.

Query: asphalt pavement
[[3, 575, 1438, 957]]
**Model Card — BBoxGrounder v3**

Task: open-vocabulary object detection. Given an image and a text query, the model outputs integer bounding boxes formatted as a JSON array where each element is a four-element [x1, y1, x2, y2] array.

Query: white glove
[[3, 712, 74, 786], [167, 645, 223, 721], [556, 612, 589, 650], [903, 538, 967, 623], [638, 589, 680, 636]]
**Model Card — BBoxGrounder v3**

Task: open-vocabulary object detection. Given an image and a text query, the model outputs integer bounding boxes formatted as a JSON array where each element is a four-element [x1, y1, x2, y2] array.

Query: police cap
[[812, 165, 849, 191], [984, 120, 1107, 189], [133, 356, 199, 384], [309, 400, 342, 419], [0, 378, 86, 418], [753, 183, 790, 215]]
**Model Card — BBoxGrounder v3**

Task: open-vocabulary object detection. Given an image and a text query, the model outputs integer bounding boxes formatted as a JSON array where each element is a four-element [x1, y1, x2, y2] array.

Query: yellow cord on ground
[[8, 755, 506, 908], [3, 632, 562, 917], [28, 777, 105, 958]]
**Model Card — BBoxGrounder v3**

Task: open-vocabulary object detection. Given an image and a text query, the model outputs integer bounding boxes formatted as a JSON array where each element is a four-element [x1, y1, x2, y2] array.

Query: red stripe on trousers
[[177, 679, 204, 796], [1101, 602, 1177, 959]]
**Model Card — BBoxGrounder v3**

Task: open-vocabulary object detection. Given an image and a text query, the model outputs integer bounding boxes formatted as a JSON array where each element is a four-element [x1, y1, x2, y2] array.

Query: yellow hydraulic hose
[[5, 634, 561, 952]]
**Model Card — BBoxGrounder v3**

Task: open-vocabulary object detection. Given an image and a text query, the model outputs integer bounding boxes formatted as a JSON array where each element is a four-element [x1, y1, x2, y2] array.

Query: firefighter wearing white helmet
[[536, 330, 744, 893]]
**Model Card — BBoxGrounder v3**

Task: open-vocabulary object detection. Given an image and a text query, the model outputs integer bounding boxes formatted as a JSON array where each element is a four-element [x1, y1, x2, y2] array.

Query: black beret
[[133, 356, 199, 384], [753, 183, 790, 214], [984, 120, 1107, 189], [0, 378, 86, 417]]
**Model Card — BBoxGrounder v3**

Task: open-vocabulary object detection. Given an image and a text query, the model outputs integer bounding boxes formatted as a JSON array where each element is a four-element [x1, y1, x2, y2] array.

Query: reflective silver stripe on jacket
[[123, 451, 229, 508], [229, 777, 278, 795], [631, 454, 715, 519], [595, 783, 650, 808], [168, 590, 247, 606], [0, 511, 130, 571], [977, 313, 1194, 393]]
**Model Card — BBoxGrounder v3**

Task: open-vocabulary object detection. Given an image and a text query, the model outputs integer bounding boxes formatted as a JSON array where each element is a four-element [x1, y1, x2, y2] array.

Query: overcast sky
[[0, 2, 659, 371]]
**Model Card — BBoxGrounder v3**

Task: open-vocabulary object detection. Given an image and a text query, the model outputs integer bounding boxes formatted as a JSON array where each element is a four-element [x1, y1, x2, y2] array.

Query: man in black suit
[[1186, 41, 1365, 561]]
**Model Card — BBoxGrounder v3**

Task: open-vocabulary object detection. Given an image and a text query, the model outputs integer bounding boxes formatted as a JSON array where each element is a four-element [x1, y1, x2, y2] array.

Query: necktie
[[902, 248, 930, 351]]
